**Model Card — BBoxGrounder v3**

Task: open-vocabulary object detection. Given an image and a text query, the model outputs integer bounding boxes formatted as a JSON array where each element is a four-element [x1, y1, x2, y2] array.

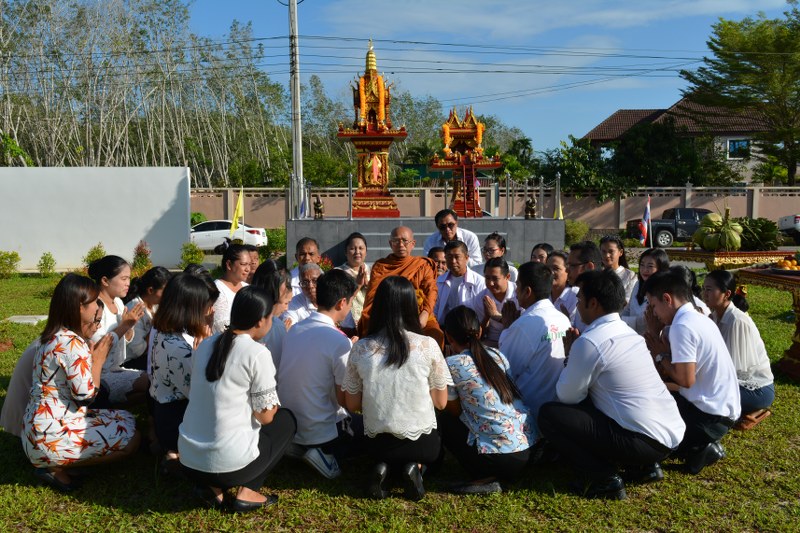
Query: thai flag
[[638, 195, 651, 246]]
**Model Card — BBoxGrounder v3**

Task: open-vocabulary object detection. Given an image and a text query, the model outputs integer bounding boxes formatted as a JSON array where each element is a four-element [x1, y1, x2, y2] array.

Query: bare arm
[[252, 405, 279, 425], [445, 398, 462, 417], [345, 391, 363, 413], [336, 387, 348, 409], [660, 359, 696, 388], [430, 387, 448, 410]]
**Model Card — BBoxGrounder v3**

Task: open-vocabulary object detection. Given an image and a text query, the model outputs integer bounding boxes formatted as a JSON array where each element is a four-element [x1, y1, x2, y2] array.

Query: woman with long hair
[[441, 306, 533, 494], [472, 232, 518, 282], [466, 257, 519, 348], [620, 248, 669, 334], [703, 270, 775, 423], [22, 274, 140, 492], [336, 232, 371, 334], [343, 276, 452, 501], [178, 286, 297, 513], [599, 235, 638, 303], [212, 242, 251, 334], [124, 266, 172, 369]]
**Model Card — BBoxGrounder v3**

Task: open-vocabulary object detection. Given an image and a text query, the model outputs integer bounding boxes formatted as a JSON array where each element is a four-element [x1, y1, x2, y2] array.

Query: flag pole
[[648, 195, 653, 248]]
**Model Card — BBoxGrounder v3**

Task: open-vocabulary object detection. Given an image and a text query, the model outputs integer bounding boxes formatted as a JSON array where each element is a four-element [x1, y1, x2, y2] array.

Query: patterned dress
[[22, 328, 137, 467]]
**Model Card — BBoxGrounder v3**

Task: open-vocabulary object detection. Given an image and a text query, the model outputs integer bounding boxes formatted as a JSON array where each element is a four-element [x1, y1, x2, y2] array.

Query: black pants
[[366, 431, 441, 469], [182, 408, 297, 491], [538, 400, 672, 479], [439, 411, 530, 481], [311, 413, 365, 460], [153, 399, 189, 453], [672, 393, 733, 455]]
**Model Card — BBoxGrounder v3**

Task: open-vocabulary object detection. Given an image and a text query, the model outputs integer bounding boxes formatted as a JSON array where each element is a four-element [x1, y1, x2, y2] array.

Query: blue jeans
[[739, 383, 775, 415]]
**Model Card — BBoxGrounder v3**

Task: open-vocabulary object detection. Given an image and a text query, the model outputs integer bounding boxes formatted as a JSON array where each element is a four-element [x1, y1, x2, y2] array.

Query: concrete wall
[[1, 167, 190, 270]]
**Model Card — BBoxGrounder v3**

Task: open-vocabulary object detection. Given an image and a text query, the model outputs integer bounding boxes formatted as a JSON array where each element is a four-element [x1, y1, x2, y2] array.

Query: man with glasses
[[563, 241, 603, 333], [290, 237, 322, 296], [422, 209, 482, 267], [284, 263, 322, 327], [434, 241, 486, 325], [357, 226, 444, 348]]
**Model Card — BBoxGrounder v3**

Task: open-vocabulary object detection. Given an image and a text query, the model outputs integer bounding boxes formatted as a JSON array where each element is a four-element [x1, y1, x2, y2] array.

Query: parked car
[[779, 214, 800, 244], [190, 220, 268, 251], [626, 208, 712, 248]]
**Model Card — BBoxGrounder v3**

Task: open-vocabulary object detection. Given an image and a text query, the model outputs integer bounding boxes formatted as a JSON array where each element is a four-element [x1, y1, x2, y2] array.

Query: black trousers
[[366, 431, 441, 469], [153, 399, 189, 453], [311, 413, 366, 460], [538, 400, 672, 479], [439, 411, 530, 481], [182, 408, 297, 491], [672, 393, 733, 455]]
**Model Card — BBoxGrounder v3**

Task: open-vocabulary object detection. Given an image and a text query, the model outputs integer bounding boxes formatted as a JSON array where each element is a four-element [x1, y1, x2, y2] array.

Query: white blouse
[[620, 280, 648, 334], [336, 262, 371, 326], [212, 279, 248, 334], [92, 296, 130, 371], [342, 331, 452, 440], [713, 304, 774, 390], [613, 266, 638, 304]]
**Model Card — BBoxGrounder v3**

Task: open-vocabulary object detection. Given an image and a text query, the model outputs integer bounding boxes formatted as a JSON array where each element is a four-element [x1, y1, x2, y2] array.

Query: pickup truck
[[779, 214, 800, 244], [626, 207, 712, 248]]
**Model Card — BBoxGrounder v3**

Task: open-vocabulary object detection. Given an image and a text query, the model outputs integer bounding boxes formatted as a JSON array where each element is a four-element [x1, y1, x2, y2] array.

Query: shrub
[[180, 242, 205, 269], [37, 252, 56, 277], [82, 242, 107, 268], [190, 212, 207, 226], [0, 250, 21, 279], [564, 219, 590, 246], [622, 237, 642, 249], [131, 240, 153, 278], [264, 227, 287, 259]]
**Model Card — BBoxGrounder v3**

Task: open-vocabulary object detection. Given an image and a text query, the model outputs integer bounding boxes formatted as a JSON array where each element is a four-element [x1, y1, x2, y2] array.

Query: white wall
[[0, 167, 190, 270]]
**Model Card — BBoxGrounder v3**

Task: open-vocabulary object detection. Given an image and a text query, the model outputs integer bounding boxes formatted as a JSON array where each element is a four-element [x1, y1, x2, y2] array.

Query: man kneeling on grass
[[538, 270, 686, 500]]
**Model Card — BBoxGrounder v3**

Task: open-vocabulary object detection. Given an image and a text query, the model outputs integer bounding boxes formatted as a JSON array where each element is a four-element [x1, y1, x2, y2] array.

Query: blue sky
[[189, 0, 789, 152]]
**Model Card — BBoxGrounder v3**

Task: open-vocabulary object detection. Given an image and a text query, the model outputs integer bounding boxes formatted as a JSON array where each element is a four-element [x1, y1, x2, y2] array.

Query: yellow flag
[[553, 199, 563, 220], [230, 187, 244, 237]]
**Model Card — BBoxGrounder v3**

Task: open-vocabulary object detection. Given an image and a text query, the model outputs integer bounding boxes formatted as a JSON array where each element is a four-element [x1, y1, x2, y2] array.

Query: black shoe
[[451, 481, 502, 495], [685, 442, 725, 475], [569, 474, 627, 500], [529, 439, 561, 465], [402, 463, 425, 501], [367, 462, 389, 499], [230, 494, 278, 513], [34, 468, 80, 493], [192, 485, 225, 510], [622, 463, 664, 484]]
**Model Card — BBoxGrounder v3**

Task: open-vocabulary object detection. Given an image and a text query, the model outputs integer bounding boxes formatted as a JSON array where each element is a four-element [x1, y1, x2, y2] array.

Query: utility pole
[[289, 0, 304, 218]]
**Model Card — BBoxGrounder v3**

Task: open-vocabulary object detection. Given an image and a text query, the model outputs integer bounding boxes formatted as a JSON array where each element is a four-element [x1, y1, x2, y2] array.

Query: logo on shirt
[[541, 324, 566, 342]]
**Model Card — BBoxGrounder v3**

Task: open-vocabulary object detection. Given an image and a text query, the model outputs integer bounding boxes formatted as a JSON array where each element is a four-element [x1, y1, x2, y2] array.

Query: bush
[[82, 242, 107, 268], [0, 250, 21, 279], [622, 237, 642, 249], [190, 212, 207, 226], [564, 219, 590, 246], [37, 252, 56, 277], [180, 242, 205, 269], [131, 240, 153, 278], [264, 227, 287, 259]]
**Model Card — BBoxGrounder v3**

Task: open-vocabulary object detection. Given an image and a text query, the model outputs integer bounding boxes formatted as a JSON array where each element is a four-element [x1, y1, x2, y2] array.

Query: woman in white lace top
[[343, 276, 452, 501], [212, 243, 251, 334]]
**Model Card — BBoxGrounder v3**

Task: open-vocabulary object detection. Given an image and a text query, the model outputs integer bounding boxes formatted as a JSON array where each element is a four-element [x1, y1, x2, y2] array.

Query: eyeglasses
[[437, 222, 456, 231], [300, 279, 319, 287], [389, 238, 412, 246], [482, 247, 499, 254]]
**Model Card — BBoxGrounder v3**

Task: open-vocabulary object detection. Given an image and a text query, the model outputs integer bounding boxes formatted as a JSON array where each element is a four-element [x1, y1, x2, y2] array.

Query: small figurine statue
[[313, 196, 324, 220], [525, 195, 537, 219]]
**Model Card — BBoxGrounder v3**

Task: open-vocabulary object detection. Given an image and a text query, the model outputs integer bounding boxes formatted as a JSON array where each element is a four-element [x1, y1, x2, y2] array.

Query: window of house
[[727, 139, 750, 159]]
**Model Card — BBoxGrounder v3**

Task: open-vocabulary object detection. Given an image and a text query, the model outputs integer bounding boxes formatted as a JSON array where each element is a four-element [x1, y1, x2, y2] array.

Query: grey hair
[[299, 262, 322, 275]]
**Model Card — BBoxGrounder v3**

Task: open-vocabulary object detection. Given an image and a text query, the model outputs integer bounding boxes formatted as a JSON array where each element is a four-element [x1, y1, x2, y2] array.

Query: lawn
[[0, 275, 798, 532]]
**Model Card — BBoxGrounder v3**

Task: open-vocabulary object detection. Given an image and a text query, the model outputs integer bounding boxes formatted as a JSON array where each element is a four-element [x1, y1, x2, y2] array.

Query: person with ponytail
[[343, 276, 452, 501], [620, 248, 670, 334], [703, 270, 774, 423], [178, 286, 296, 513], [212, 242, 251, 334], [251, 259, 293, 368], [440, 306, 532, 495], [124, 266, 172, 369]]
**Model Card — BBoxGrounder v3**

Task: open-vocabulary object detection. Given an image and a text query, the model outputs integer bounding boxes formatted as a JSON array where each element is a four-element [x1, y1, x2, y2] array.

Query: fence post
[[683, 181, 693, 208], [750, 184, 760, 218]]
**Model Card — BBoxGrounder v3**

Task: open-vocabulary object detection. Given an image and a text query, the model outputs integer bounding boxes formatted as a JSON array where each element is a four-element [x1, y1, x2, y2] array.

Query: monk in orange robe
[[357, 226, 444, 348]]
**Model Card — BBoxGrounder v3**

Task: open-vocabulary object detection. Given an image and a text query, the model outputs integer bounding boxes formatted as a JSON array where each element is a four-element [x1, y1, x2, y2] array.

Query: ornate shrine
[[428, 107, 502, 218], [337, 41, 406, 217]]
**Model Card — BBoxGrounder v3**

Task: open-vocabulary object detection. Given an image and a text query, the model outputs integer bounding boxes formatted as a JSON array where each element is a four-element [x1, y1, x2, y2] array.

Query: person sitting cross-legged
[[538, 270, 686, 500]]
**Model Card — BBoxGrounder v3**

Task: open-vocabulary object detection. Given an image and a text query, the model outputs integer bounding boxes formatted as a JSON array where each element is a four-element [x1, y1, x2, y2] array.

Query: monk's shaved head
[[391, 226, 414, 240], [388, 226, 415, 258]]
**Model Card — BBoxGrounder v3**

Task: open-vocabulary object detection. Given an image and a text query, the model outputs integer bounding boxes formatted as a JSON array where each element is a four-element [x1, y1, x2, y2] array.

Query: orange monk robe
[[357, 254, 444, 348]]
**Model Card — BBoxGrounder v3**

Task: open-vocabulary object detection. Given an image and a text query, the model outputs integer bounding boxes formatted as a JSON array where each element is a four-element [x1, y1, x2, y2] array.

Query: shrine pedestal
[[351, 190, 400, 218]]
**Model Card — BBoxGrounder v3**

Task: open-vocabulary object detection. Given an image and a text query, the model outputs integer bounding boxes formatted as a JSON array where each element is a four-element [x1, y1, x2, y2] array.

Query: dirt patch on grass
[[0, 339, 12, 353]]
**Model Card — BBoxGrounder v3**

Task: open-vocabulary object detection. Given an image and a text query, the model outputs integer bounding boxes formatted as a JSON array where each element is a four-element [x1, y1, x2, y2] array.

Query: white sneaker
[[302, 447, 341, 479]]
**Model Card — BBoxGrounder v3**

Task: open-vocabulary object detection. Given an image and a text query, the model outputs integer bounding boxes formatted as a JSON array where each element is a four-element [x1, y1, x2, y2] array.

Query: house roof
[[582, 97, 769, 144]]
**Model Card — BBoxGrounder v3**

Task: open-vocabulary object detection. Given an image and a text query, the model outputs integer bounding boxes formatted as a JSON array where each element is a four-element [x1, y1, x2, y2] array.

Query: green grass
[[1, 276, 799, 531]]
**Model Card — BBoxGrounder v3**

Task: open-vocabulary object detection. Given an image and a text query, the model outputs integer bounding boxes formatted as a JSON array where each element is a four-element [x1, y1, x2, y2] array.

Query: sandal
[[34, 468, 80, 493]]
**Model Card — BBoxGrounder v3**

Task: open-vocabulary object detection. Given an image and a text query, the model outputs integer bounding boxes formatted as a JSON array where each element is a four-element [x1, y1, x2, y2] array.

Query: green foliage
[[131, 240, 153, 278], [190, 212, 208, 226], [82, 242, 106, 269], [546, 136, 632, 202], [0, 251, 21, 279], [179, 242, 205, 270], [36, 252, 56, 277], [734, 217, 781, 251], [0, 132, 34, 166], [622, 237, 642, 249], [392, 167, 419, 187], [262, 227, 287, 259], [564, 219, 590, 246], [752, 155, 789, 184]]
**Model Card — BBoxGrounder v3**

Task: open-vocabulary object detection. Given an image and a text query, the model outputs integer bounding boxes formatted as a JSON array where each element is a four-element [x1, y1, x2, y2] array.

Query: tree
[[546, 136, 631, 202], [680, 2, 800, 185]]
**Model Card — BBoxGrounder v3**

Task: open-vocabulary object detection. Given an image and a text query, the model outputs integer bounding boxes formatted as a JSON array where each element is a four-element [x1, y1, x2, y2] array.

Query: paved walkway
[[3, 315, 47, 325]]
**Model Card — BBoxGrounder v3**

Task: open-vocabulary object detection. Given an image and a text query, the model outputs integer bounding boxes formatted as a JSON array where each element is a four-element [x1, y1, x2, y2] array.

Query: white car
[[190, 220, 268, 250]]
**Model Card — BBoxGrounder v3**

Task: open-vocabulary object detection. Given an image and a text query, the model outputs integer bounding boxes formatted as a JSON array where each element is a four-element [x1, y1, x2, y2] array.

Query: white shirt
[[422, 227, 482, 266], [669, 303, 741, 420], [178, 333, 280, 473], [471, 262, 518, 283], [212, 280, 248, 334], [551, 286, 587, 333], [713, 304, 773, 390], [342, 331, 452, 440], [557, 313, 685, 449], [261, 316, 287, 370], [620, 280, 648, 334], [465, 283, 519, 346], [290, 266, 301, 297], [125, 297, 155, 360], [277, 312, 352, 446], [613, 266, 638, 304], [282, 291, 317, 326], [434, 268, 486, 324], [499, 298, 571, 420], [92, 296, 130, 371]]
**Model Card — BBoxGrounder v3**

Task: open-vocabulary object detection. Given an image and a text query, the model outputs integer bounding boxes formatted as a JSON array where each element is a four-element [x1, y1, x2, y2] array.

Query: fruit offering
[[692, 207, 743, 252], [775, 255, 800, 271]]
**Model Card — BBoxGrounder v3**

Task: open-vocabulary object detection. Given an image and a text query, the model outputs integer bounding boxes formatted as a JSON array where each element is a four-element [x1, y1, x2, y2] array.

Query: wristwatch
[[655, 352, 670, 364]]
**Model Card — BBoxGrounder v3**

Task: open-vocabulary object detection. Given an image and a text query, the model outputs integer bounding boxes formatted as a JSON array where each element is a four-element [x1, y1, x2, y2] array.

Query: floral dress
[[22, 328, 137, 467]]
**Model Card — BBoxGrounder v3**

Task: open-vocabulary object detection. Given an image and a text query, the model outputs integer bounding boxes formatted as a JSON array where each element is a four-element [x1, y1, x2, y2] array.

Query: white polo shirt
[[465, 283, 519, 345], [669, 303, 741, 421], [277, 312, 352, 446], [282, 291, 317, 327], [434, 268, 486, 324], [499, 298, 571, 420], [557, 313, 685, 449], [422, 227, 482, 266]]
